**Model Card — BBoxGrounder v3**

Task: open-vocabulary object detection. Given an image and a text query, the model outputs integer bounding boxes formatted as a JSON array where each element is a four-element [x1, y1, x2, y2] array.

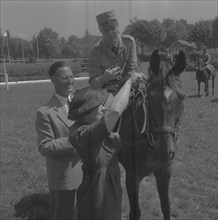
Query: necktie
[[65, 96, 71, 113], [111, 45, 118, 55]]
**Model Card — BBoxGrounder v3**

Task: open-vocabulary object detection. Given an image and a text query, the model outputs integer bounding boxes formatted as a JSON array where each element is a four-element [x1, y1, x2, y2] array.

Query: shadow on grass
[[210, 98, 218, 103], [14, 193, 52, 220]]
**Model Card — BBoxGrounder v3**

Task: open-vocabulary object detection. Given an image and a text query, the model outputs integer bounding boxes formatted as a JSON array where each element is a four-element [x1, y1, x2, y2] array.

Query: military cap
[[68, 87, 113, 121], [96, 10, 118, 27]]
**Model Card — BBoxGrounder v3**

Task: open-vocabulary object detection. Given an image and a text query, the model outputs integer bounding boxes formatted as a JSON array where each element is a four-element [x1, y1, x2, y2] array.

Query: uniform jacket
[[35, 94, 82, 190], [89, 34, 139, 92], [202, 52, 211, 65]]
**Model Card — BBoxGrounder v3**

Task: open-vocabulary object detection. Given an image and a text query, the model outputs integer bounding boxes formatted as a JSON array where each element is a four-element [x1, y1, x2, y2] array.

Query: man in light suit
[[35, 61, 82, 220]]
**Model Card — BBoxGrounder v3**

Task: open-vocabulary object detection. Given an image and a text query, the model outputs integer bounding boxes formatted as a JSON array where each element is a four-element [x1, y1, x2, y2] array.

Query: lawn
[[0, 71, 217, 220]]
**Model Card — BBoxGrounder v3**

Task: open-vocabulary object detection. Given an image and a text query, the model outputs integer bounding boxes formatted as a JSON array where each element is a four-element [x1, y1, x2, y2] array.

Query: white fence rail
[[0, 77, 90, 91], [0, 73, 9, 90], [0, 58, 89, 64], [0, 58, 90, 90], [0, 58, 89, 72]]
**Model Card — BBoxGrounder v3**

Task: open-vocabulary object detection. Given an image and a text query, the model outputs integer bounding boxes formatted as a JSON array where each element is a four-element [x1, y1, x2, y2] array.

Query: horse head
[[148, 49, 186, 164]]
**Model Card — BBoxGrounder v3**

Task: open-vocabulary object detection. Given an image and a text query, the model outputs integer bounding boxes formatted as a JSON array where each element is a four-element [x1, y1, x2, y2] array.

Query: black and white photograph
[[1, 0, 217, 219]]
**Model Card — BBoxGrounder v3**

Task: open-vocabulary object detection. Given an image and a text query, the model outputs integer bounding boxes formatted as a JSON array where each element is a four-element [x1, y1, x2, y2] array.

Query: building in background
[[168, 40, 197, 55]]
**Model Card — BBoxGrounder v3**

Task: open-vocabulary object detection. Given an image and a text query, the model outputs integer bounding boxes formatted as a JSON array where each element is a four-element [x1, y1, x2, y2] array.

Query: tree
[[212, 16, 218, 48], [61, 41, 83, 58], [0, 31, 6, 58], [61, 34, 83, 58], [124, 19, 163, 53], [80, 29, 101, 57], [123, 19, 147, 53], [188, 20, 213, 48], [149, 19, 163, 47], [0, 30, 11, 59], [2, 37, 32, 59], [161, 18, 178, 48], [37, 27, 61, 59], [175, 19, 190, 40]]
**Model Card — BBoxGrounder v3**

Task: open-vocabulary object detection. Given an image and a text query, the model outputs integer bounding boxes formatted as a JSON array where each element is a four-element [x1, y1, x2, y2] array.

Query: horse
[[195, 58, 216, 97], [118, 49, 186, 220]]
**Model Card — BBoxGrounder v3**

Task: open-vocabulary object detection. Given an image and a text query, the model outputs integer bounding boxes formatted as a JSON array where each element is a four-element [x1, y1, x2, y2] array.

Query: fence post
[[3, 59, 9, 91], [5, 73, 9, 91]]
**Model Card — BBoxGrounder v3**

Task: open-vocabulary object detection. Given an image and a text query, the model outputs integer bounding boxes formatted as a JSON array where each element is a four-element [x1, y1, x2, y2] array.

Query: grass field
[[0, 71, 218, 220]]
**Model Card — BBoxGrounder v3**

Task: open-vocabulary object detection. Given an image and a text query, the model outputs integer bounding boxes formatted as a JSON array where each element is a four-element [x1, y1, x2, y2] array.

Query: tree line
[[0, 16, 217, 60]]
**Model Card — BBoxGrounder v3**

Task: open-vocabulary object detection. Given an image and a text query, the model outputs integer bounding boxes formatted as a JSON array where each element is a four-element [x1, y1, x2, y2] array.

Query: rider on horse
[[166, 49, 174, 64], [201, 47, 214, 78]]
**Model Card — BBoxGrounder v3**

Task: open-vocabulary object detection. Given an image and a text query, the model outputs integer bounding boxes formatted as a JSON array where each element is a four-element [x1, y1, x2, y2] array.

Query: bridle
[[115, 72, 184, 170], [145, 76, 184, 170], [115, 76, 183, 144], [145, 77, 184, 148]]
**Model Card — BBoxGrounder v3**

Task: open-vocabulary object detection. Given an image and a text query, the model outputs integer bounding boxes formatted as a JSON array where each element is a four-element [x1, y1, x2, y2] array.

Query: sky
[[1, 0, 218, 40]]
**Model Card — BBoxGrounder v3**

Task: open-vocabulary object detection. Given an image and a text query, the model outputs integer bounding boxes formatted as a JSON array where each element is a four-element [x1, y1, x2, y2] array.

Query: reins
[[146, 74, 184, 143], [115, 73, 184, 149]]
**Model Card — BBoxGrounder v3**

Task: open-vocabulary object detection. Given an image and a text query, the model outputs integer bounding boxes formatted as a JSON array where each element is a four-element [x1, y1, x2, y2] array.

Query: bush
[[186, 61, 196, 72], [137, 53, 150, 62], [211, 59, 218, 69], [0, 61, 82, 82], [189, 50, 201, 62], [208, 49, 218, 60]]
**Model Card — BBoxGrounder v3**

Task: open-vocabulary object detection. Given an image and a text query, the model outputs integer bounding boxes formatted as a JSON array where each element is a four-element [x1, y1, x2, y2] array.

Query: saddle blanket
[[205, 64, 215, 74]]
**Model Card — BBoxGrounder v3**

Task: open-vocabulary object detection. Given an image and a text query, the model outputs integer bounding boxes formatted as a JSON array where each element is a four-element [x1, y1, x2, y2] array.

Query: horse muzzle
[[155, 132, 176, 163]]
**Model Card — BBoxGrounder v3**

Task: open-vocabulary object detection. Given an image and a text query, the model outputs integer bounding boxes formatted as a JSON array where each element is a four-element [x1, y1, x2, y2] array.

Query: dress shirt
[[55, 93, 72, 112]]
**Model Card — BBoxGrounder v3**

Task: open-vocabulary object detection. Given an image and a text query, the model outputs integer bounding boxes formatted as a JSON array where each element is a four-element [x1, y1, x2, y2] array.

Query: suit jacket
[[35, 94, 82, 190]]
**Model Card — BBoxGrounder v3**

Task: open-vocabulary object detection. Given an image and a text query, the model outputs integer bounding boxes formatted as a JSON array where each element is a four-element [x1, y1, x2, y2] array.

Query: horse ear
[[171, 51, 186, 76], [149, 49, 161, 75]]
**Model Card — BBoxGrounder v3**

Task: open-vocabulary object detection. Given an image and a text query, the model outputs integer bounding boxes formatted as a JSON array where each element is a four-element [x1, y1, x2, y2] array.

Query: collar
[[117, 34, 125, 49], [102, 34, 125, 56], [102, 34, 123, 50], [55, 93, 72, 106]]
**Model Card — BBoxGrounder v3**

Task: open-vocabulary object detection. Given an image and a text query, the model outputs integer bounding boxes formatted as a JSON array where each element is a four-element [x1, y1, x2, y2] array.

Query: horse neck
[[119, 97, 146, 142], [199, 59, 205, 70]]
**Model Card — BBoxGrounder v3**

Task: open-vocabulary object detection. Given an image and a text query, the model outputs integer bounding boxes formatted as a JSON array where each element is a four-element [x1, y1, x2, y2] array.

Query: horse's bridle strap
[[155, 126, 176, 135]]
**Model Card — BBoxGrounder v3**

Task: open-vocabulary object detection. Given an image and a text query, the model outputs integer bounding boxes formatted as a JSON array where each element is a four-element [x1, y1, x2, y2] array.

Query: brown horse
[[118, 49, 186, 220], [196, 58, 216, 97]]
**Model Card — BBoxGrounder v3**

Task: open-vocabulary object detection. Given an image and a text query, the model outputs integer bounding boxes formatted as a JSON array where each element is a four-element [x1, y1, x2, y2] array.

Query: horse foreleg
[[197, 82, 201, 97], [154, 166, 172, 220], [205, 81, 209, 97], [212, 77, 215, 96], [125, 171, 141, 220]]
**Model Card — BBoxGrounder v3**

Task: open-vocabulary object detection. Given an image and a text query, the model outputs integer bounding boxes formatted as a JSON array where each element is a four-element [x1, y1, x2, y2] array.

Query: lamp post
[[3, 32, 10, 63], [34, 33, 39, 61], [129, 0, 132, 21]]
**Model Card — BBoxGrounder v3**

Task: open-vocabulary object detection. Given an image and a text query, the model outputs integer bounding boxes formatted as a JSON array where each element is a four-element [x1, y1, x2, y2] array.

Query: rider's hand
[[101, 66, 121, 83], [130, 72, 147, 85]]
